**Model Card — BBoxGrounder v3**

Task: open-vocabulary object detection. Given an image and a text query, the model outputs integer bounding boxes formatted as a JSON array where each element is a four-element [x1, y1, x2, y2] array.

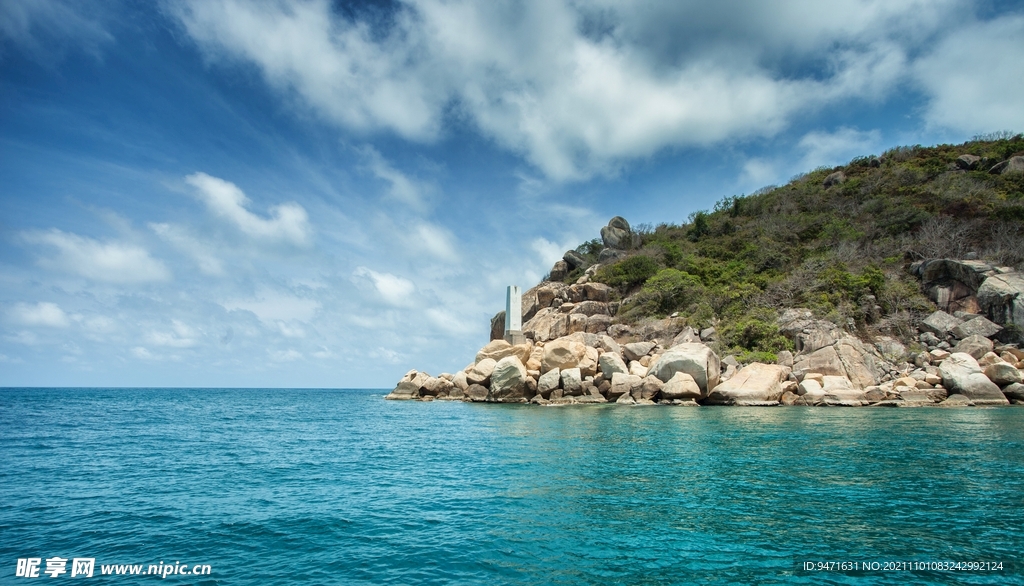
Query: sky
[[1, 0, 1023, 388]]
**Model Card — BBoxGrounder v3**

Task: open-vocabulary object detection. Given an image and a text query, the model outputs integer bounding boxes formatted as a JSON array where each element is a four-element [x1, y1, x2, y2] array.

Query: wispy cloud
[[7, 302, 70, 328], [185, 172, 311, 246], [361, 146, 429, 210], [22, 229, 171, 283], [149, 222, 225, 275]]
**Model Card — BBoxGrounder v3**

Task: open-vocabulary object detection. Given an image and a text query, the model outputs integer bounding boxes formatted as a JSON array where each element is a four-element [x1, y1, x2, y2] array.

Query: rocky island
[[388, 138, 1024, 407]]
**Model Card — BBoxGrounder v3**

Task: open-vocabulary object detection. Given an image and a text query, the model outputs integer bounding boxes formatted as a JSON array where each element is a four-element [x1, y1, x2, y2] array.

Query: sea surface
[[1, 388, 1022, 585]]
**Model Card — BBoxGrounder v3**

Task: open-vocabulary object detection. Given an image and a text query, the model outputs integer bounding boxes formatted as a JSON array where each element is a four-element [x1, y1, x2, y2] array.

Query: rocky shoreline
[[387, 217, 1024, 408]]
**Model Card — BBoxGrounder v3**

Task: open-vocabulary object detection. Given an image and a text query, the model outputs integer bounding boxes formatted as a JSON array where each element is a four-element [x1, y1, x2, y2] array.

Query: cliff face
[[388, 138, 1024, 407]]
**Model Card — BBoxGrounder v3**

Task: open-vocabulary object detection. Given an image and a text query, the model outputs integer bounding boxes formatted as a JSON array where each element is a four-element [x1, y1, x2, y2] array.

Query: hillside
[[561, 133, 1024, 360], [388, 135, 1024, 406]]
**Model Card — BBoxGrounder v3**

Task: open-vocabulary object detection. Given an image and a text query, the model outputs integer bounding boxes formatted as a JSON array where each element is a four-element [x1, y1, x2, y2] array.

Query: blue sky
[[2, 0, 1023, 388]]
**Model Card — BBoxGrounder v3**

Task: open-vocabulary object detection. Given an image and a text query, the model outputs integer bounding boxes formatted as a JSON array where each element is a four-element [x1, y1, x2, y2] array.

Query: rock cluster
[[387, 218, 1024, 408]]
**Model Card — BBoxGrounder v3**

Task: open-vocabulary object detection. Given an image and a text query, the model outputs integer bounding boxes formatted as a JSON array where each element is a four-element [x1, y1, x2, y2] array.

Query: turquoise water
[[1, 388, 1022, 584]]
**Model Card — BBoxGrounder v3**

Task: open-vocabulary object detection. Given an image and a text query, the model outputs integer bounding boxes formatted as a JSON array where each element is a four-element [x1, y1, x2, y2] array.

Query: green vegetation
[[589, 135, 1024, 360]]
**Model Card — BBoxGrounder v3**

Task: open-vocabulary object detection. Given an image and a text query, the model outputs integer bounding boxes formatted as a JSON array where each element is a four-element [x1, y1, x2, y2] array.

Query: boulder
[[537, 369, 561, 398], [977, 272, 1024, 336], [955, 154, 981, 170], [939, 352, 1009, 405], [600, 218, 636, 250], [705, 363, 787, 405], [585, 314, 612, 333], [1002, 382, 1024, 401], [465, 384, 489, 402], [821, 376, 865, 403], [640, 375, 664, 400], [582, 282, 613, 302], [490, 311, 505, 341], [526, 346, 544, 371], [660, 371, 703, 400], [523, 307, 569, 342], [560, 368, 583, 396], [467, 358, 498, 386], [571, 300, 611, 316], [984, 362, 1022, 387], [452, 371, 469, 391], [939, 394, 974, 407], [622, 341, 656, 362], [914, 259, 996, 314], [385, 380, 420, 400], [598, 352, 629, 378], [648, 343, 721, 393], [952, 334, 994, 359], [489, 356, 530, 402], [920, 310, 962, 336], [823, 171, 846, 188], [797, 379, 823, 397], [671, 326, 701, 346], [540, 338, 587, 372], [608, 372, 642, 400], [476, 339, 513, 363], [628, 361, 648, 377], [993, 155, 1024, 175], [549, 260, 569, 282], [791, 336, 879, 389], [578, 346, 600, 378], [563, 250, 587, 270], [951, 315, 1002, 340], [598, 335, 621, 355]]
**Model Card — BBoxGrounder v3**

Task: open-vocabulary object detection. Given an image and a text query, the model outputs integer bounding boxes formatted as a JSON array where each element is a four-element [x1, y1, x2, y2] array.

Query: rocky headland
[[388, 139, 1024, 407]]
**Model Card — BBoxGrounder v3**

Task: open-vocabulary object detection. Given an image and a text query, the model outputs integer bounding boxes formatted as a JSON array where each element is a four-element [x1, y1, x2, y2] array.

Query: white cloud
[[223, 290, 321, 323], [149, 222, 225, 275], [146, 320, 200, 348], [353, 267, 416, 306], [185, 172, 311, 246], [169, 0, 989, 181], [361, 146, 428, 209], [913, 15, 1024, 135], [131, 346, 154, 359], [796, 127, 883, 170], [411, 223, 458, 262], [8, 302, 70, 327], [22, 228, 171, 283]]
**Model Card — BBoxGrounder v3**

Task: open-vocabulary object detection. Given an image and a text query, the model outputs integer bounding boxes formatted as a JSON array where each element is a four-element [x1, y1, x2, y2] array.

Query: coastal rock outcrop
[[938, 353, 1009, 405], [705, 363, 788, 405]]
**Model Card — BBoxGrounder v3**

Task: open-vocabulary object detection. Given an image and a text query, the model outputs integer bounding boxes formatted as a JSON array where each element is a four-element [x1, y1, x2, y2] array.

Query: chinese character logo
[[71, 558, 95, 578]]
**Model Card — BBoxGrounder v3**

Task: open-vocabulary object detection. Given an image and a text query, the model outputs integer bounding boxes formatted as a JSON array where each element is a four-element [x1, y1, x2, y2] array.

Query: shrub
[[641, 268, 705, 314], [594, 255, 660, 288]]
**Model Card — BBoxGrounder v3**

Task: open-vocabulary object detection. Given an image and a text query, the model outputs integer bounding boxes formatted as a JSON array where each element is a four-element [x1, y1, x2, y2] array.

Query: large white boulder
[[489, 356, 530, 402], [705, 363, 787, 405], [939, 352, 1009, 405], [648, 343, 720, 393], [660, 371, 702, 400], [598, 352, 629, 378], [541, 338, 588, 373]]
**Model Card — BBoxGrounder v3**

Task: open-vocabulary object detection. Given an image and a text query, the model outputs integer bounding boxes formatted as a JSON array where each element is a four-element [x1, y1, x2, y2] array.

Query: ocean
[[1, 388, 1022, 584]]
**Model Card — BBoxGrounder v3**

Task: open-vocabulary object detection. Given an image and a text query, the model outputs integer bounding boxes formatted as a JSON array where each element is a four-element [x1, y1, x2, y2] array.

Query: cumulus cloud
[[353, 267, 415, 306], [168, 0, 999, 180], [913, 15, 1024, 135], [8, 302, 70, 327], [185, 172, 311, 245], [22, 229, 171, 283]]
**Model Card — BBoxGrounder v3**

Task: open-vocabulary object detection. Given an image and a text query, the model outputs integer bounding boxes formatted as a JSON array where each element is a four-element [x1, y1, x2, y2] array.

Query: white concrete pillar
[[504, 285, 524, 344]]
